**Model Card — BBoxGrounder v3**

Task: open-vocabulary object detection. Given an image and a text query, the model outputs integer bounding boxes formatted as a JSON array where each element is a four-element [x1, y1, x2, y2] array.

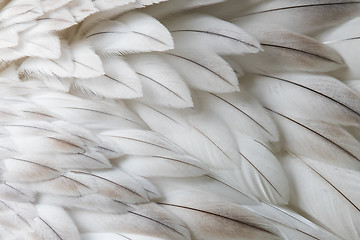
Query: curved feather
[[268, 107, 360, 170], [233, 24, 344, 72], [282, 154, 360, 240], [244, 72, 360, 126], [73, 56, 142, 99], [71, 203, 191, 240], [85, 12, 173, 55], [163, 49, 239, 92], [165, 13, 261, 55], [160, 189, 282, 240], [236, 0, 360, 34], [127, 54, 193, 108], [317, 17, 360, 79], [195, 91, 279, 143]]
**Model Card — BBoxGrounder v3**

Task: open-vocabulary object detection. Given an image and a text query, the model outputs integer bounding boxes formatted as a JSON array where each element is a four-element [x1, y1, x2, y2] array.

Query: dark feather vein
[[243, 2, 360, 16], [39, 217, 63, 240], [132, 31, 170, 47], [266, 108, 360, 162], [166, 53, 237, 87], [257, 203, 322, 240], [11, 157, 59, 173], [71, 171, 145, 199], [192, 126, 232, 161], [171, 29, 258, 49], [151, 155, 204, 170], [64, 107, 143, 126], [0, 200, 31, 227], [137, 72, 188, 103], [128, 211, 186, 237], [298, 158, 360, 212], [259, 74, 360, 118], [160, 203, 277, 236], [85, 31, 125, 39], [47, 136, 85, 153], [107, 135, 176, 153], [210, 93, 271, 135], [104, 73, 139, 93], [261, 43, 342, 64], [239, 152, 282, 198], [73, 60, 102, 73]]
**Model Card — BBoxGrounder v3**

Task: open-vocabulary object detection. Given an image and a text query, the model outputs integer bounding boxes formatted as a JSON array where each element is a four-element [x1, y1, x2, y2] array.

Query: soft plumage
[[0, 0, 360, 240]]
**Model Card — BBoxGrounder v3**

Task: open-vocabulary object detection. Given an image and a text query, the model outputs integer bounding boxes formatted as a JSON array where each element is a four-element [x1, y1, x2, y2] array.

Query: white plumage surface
[[1, 0, 360, 239]]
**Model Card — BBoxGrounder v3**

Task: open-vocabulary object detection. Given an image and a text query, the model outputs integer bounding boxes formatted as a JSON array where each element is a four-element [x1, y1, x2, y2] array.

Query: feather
[[196, 0, 266, 20], [0, 29, 61, 62], [195, 91, 279, 143], [32, 205, 80, 240], [0, 0, 42, 27], [144, 0, 226, 18], [237, 136, 289, 205], [70, 170, 153, 203], [282, 154, 360, 240], [232, 24, 344, 73], [102, 129, 185, 156], [162, 49, 239, 92], [0, 27, 19, 48], [236, 0, 360, 34], [159, 189, 282, 240], [243, 72, 360, 127], [39, 194, 132, 214], [80, 233, 146, 240], [40, 0, 71, 13], [92, 0, 135, 11], [247, 203, 341, 240], [3, 156, 62, 182], [27, 171, 97, 197], [36, 8, 76, 32], [317, 17, 360, 79], [0, 183, 34, 202], [30, 92, 146, 130], [153, 176, 258, 206], [71, 42, 104, 78], [71, 203, 191, 240], [127, 54, 193, 108], [164, 13, 261, 55], [66, 0, 98, 22], [73, 56, 142, 99], [119, 154, 207, 178], [85, 12, 173, 55], [131, 103, 242, 170], [267, 107, 360, 170], [18, 43, 74, 78]]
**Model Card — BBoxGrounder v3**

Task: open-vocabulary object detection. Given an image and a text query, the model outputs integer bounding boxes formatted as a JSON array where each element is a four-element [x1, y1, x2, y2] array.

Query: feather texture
[[0, 1, 359, 240]]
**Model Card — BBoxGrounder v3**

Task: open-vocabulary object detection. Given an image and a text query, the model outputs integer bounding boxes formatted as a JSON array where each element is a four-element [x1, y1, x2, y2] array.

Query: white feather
[[85, 12, 173, 55], [163, 49, 239, 92], [244, 72, 360, 127], [165, 13, 261, 55], [236, 0, 360, 34], [127, 54, 193, 108], [282, 154, 360, 240]]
